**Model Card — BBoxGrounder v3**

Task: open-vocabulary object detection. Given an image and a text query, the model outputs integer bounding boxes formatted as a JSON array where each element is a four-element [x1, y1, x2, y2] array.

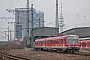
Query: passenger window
[[57, 39, 59, 44], [46, 41, 48, 44], [41, 41, 43, 44], [61, 39, 63, 43], [64, 39, 66, 44], [88, 42, 90, 46], [50, 40, 54, 44], [39, 41, 40, 44], [49, 40, 51, 44], [60, 39, 62, 44]]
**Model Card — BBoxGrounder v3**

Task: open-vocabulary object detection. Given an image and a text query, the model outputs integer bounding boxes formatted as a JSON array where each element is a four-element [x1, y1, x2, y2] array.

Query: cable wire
[[67, 0, 90, 10], [30, 0, 34, 3], [10, 0, 21, 8], [45, 5, 56, 14]]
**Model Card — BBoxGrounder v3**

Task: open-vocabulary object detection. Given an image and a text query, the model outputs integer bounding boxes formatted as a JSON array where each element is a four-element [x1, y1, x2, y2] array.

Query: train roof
[[79, 40, 90, 42], [65, 35, 79, 37], [35, 38, 46, 41], [35, 36, 67, 41], [79, 37, 90, 41], [35, 35, 79, 41]]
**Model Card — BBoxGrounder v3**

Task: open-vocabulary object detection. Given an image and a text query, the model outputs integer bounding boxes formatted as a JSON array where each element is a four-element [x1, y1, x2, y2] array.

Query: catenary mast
[[55, 0, 59, 28], [55, 0, 59, 36]]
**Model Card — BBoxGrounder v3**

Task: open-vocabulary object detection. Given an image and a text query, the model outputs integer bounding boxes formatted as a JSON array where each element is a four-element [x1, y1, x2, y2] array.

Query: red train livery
[[35, 35, 80, 53], [79, 38, 90, 48]]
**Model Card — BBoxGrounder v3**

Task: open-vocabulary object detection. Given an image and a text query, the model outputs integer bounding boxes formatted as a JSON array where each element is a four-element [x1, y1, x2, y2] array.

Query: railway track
[[74, 52, 90, 56], [0, 49, 90, 60], [37, 50, 90, 57], [0, 51, 32, 60]]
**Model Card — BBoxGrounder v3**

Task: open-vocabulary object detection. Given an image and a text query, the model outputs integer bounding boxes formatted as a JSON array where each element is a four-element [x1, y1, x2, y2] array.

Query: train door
[[87, 41, 90, 48], [62, 39, 64, 47], [80, 42, 82, 48], [82, 42, 86, 48], [44, 38, 46, 47], [62, 38, 66, 47], [64, 38, 66, 46]]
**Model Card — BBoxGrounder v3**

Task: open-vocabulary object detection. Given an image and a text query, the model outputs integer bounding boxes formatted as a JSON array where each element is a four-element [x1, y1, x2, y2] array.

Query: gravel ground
[[6, 49, 90, 60], [80, 48, 90, 53]]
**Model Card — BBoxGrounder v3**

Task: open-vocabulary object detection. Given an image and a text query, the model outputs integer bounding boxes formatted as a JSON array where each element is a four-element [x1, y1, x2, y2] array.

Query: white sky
[[0, 0, 90, 41]]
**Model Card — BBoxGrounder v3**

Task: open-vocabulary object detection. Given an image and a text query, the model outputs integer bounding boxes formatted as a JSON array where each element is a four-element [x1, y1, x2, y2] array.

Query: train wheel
[[70, 50, 74, 53], [72, 50, 74, 53], [64, 50, 68, 53]]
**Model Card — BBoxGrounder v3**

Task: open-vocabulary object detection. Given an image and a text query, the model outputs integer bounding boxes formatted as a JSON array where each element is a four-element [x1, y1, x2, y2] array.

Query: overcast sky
[[0, 0, 90, 41]]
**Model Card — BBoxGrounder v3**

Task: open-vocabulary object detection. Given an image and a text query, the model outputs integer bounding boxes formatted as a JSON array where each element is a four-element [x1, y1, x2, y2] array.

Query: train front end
[[66, 35, 80, 53]]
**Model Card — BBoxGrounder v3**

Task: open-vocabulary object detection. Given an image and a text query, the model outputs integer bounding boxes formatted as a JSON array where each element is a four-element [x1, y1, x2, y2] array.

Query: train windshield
[[68, 39, 78, 44], [67, 35, 79, 44]]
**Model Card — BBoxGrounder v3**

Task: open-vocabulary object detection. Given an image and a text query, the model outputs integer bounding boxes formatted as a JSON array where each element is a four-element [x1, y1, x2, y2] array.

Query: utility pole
[[31, 4, 34, 49], [55, 0, 59, 36], [8, 25, 10, 51], [38, 18, 40, 38], [55, 0, 59, 28], [27, 0, 30, 47], [10, 30, 12, 43], [4, 31, 7, 38], [38, 18, 40, 27]]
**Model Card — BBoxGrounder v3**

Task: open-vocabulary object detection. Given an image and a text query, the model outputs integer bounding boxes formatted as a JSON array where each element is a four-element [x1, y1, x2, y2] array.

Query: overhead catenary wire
[[33, 0, 36, 4], [0, 0, 21, 28], [45, 5, 56, 14], [0, 0, 22, 41], [30, 0, 34, 3], [64, 0, 90, 20], [64, 11, 90, 26], [67, 0, 90, 10], [10, 0, 21, 8], [65, 8, 90, 19], [10, 0, 12, 8], [65, 14, 90, 27]]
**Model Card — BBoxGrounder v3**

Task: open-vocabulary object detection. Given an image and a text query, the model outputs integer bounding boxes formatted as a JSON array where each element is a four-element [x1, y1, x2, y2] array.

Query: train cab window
[[68, 39, 78, 44]]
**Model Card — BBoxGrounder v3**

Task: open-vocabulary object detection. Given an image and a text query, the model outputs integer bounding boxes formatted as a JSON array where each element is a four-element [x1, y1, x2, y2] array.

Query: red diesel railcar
[[79, 38, 90, 48], [35, 35, 80, 53]]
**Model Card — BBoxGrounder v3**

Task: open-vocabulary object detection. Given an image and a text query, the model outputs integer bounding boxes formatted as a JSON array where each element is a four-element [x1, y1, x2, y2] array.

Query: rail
[[0, 51, 32, 60]]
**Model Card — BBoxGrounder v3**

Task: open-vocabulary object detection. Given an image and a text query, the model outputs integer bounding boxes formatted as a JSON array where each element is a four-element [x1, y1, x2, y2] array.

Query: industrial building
[[59, 27, 90, 38], [15, 8, 44, 40], [24, 27, 59, 42]]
